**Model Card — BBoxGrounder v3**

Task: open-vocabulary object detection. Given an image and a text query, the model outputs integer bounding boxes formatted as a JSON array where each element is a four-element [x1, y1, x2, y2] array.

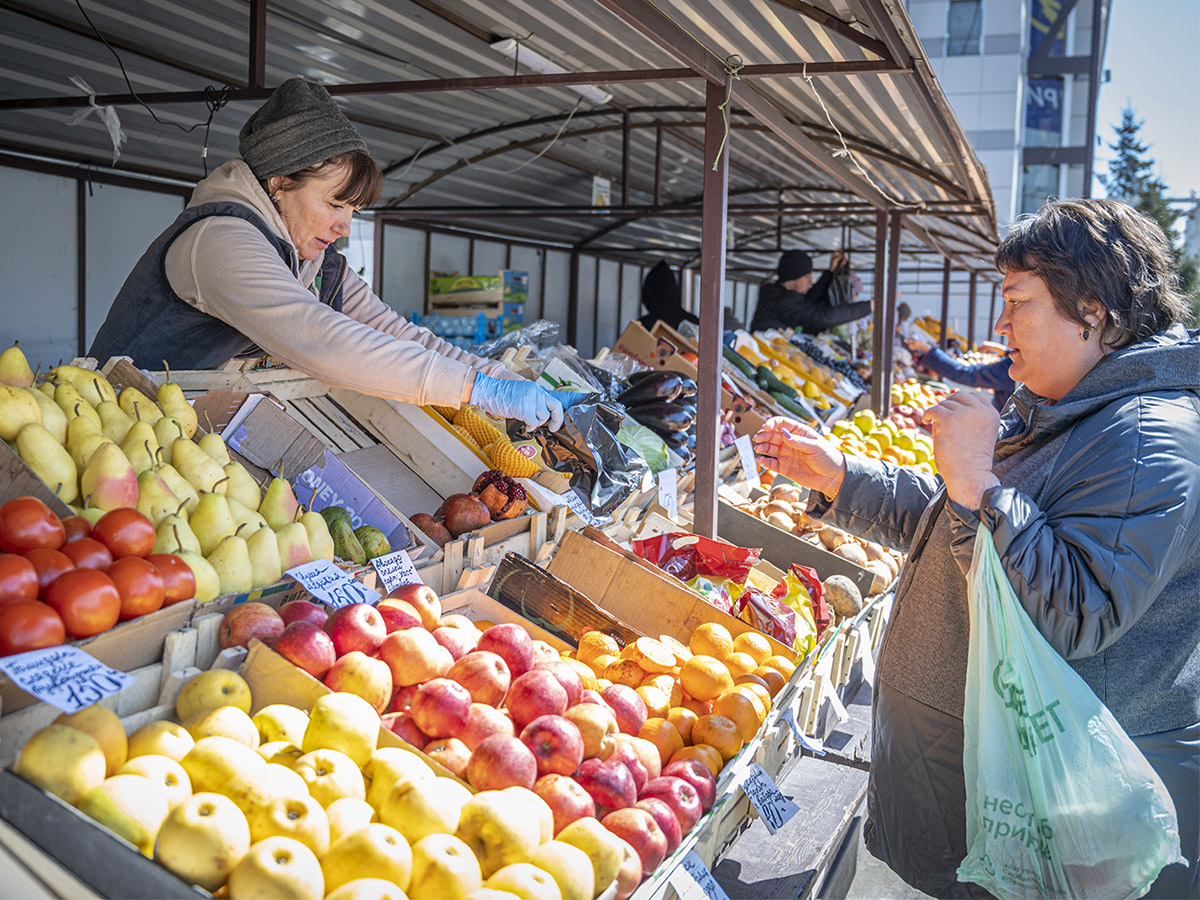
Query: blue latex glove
[[554, 390, 592, 410], [471, 373, 567, 431]]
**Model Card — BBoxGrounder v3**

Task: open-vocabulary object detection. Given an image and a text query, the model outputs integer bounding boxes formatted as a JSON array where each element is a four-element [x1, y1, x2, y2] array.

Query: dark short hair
[[897, 302, 911, 319], [994, 199, 1186, 348], [269, 149, 383, 209]]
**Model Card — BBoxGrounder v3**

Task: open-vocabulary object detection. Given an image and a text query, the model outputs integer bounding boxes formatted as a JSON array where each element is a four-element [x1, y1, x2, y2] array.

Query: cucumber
[[722, 345, 756, 378], [756, 366, 798, 399], [770, 390, 816, 421]]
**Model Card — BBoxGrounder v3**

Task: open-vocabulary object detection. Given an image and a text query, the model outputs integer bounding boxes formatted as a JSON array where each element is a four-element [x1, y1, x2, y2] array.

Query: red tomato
[[0, 554, 38, 604], [146, 553, 197, 606], [106, 557, 165, 620], [61, 516, 93, 544], [92, 508, 156, 559], [61, 538, 114, 571], [22, 549, 74, 600], [0, 600, 66, 656], [45, 569, 121, 638], [0, 497, 65, 554]]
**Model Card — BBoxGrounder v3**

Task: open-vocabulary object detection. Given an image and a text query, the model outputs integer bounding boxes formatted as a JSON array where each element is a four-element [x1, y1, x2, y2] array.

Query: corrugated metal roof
[[0, 0, 997, 275]]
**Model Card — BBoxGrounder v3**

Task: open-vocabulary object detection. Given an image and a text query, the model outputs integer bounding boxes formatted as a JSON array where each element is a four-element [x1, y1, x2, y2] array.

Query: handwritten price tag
[[734, 434, 757, 482], [371, 550, 421, 594], [667, 850, 731, 900], [741, 762, 800, 835], [287, 559, 381, 609], [658, 467, 678, 520], [781, 707, 825, 756], [562, 489, 609, 527], [0, 646, 134, 714]]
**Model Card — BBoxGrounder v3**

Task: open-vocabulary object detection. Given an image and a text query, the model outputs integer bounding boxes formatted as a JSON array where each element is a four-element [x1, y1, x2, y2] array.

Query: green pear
[[244, 525, 283, 589], [274, 523, 313, 571], [155, 461, 200, 516], [29, 388, 68, 444], [299, 511, 335, 562], [154, 417, 186, 463], [80, 441, 138, 510], [329, 519, 366, 565], [191, 491, 237, 557], [206, 535, 253, 596], [119, 387, 162, 424], [75, 503, 107, 526], [96, 399, 135, 444], [0, 341, 34, 388], [175, 550, 220, 604], [227, 497, 269, 535], [49, 365, 116, 406], [55, 383, 99, 425], [16, 422, 77, 503], [172, 438, 227, 494], [156, 364, 198, 439], [223, 462, 262, 510], [354, 526, 390, 562], [259, 476, 300, 529], [136, 470, 182, 527], [0, 383, 44, 441], [198, 431, 231, 466], [154, 514, 201, 555]]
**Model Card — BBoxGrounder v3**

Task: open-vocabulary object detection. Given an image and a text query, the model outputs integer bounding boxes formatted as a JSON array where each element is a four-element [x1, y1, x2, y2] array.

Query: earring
[[1082, 322, 1096, 341]]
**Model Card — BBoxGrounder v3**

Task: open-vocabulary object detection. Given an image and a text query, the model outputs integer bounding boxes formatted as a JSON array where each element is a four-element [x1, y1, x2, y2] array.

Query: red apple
[[506, 669, 568, 729], [432, 625, 478, 660], [375, 597, 423, 632], [476, 623, 534, 679], [519, 714, 585, 778], [424, 737, 471, 778], [324, 650, 394, 712], [323, 602, 386, 657], [379, 627, 453, 686], [531, 640, 559, 667], [438, 614, 478, 631], [218, 601, 285, 650], [461, 702, 515, 751], [278, 598, 328, 628], [534, 659, 582, 707], [602, 807, 667, 874], [575, 757, 636, 818], [410, 677, 472, 739], [534, 774, 597, 836], [446, 650, 510, 706], [639, 776, 702, 834], [466, 734, 537, 791], [636, 797, 682, 854], [662, 759, 717, 813], [564, 703, 620, 760], [579, 689, 607, 706], [385, 583, 441, 629], [381, 712, 426, 750], [603, 684, 648, 735], [616, 735, 661, 784], [613, 835, 644, 900], [271, 620, 336, 680], [388, 683, 420, 714], [606, 741, 648, 796]]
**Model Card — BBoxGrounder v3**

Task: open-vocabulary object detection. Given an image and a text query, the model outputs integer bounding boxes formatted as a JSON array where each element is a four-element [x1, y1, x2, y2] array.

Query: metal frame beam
[[870, 210, 890, 413]]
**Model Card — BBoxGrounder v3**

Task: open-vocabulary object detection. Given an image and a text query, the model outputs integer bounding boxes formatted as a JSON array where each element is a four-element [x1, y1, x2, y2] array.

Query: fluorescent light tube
[[490, 38, 613, 105]]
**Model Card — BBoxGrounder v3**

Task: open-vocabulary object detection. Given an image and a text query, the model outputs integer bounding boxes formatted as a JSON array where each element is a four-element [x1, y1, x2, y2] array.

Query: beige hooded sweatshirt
[[163, 158, 513, 406]]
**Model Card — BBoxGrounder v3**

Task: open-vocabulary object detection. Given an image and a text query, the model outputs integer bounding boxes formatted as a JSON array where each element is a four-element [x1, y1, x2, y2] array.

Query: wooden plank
[[285, 398, 356, 452], [310, 395, 377, 447]]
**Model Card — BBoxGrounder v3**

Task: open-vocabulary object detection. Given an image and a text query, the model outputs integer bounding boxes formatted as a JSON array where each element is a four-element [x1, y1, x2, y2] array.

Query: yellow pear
[[80, 441, 139, 510], [191, 491, 237, 556], [245, 524, 284, 589], [29, 387, 68, 443], [530, 841, 594, 900], [300, 510, 336, 562], [176, 549, 221, 603], [136, 470, 182, 527], [0, 383, 44, 441], [156, 363, 197, 438], [259, 741, 305, 767], [380, 776, 472, 845], [153, 416, 186, 463], [155, 792, 251, 893], [49, 365, 116, 406], [0, 341, 34, 387], [230, 835, 325, 900], [155, 460, 200, 515], [293, 748, 366, 807], [485, 863, 561, 900], [95, 398, 135, 444], [276, 522, 313, 571], [154, 511, 202, 555], [117, 754, 192, 809], [322, 824, 413, 895], [364, 747, 435, 811], [118, 386, 162, 424], [69, 432, 113, 472], [77, 774, 170, 857], [456, 790, 543, 879], [126, 720, 195, 763], [224, 461, 263, 510], [228, 496, 270, 534], [16, 422, 77, 503], [14, 724, 107, 805], [54, 382, 99, 425], [409, 833, 484, 900], [302, 692, 379, 767], [55, 704, 127, 776], [555, 817, 624, 895], [260, 475, 301, 528], [120, 421, 159, 476], [198, 428, 232, 465], [207, 533, 253, 595], [38, 379, 56, 397], [173, 437, 227, 493], [177, 669, 253, 721]]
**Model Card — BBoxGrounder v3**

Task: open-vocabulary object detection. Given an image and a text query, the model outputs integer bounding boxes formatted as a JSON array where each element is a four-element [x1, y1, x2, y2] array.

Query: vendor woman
[[89, 78, 568, 431]]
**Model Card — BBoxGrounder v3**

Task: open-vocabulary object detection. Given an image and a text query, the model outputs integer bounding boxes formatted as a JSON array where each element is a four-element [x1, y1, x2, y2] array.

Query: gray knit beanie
[[239, 78, 369, 180]]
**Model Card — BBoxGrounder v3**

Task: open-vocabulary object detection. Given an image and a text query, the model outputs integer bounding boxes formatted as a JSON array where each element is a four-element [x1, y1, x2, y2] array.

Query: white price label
[[855, 624, 876, 685], [781, 707, 825, 756], [740, 762, 800, 835], [734, 434, 757, 482], [287, 559, 381, 609], [827, 686, 850, 724], [0, 646, 134, 714], [371, 550, 422, 594], [562, 489, 610, 527], [667, 850, 731, 900], [641, 468, 655, 492], [658, 467, 679, 520]]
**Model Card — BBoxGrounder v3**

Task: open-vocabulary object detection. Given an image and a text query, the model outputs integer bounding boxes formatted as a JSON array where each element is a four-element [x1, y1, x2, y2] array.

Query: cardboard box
[[428, 274, 503, 310], [0, 439, 74, 517], [502, 270, 529, 304]]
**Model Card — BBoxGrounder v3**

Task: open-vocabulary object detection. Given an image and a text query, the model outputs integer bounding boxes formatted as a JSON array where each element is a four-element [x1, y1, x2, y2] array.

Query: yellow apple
[[54, 705, 127, 776], [530, 841, 594, 900], [258, 740, 305, 766], [408, 832, 483, 900], [485, 863, 561, 900], [77, 774, 170, 857], [175, 669, 252, 721], [14, 724, 107, 805], [556, 817, 623, 898], [229, 835, 324, 900], [245, 792, 330, 859], [468, 891, 525, 900], [364, 746, 434, 811], [322, 824, 412, 895], [155, 792, 251, 892], [293, 748, 366, 807], [253, 704, 310, 745], [324, 878, 411, 900], [456, 790, 542, 879], [126, 720, 194, 762], [379, 776, 472, 843], [225, 761, 312, 816], [325, 796, 377, 845], [183, 704, 260, 747], [180, 734, 266, 794], [302, 692, 380, 766], [501, 786, 554, 845], [117, 754, 191, 809]]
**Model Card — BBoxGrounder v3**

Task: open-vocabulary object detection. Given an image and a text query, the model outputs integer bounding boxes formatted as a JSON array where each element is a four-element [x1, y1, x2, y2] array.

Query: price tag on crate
[[561, 489, 610, 527], [855, 623, 876, 685], [734, 434, 758, 482], [287, 559, 381, 609], [667, 850, 731, 900], [371, 549, 422, 594], [781, 707, 825, 756], [740, 762, 800, 835], [658, 467, 679, 520], [0, 646, 134, 714]]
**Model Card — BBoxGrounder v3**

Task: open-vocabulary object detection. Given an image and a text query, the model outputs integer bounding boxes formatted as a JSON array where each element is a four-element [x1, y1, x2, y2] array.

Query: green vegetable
[[723, 345, 756, 378], [616, 420, 669, 473], [756, 366, 798, 398], [770, 390, 816, 421]]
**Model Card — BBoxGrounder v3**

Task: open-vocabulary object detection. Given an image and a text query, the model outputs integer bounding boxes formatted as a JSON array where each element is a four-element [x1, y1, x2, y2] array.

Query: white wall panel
[[380, 225, 427, 317], [595, 259, 620, 353], [620, 264, 643, 331], [429, 233, 470, 280], [542, 250, 570, 333], [575, 255, 597, 356], [472, 239, 506, 277]]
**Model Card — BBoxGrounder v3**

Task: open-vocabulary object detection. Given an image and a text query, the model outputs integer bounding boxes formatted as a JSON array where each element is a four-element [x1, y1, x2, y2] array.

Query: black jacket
[[749, 267, 871, 334]]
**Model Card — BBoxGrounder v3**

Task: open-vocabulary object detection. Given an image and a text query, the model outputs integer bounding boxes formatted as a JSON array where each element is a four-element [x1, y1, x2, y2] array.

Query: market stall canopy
[[0, 0, 997, 275]]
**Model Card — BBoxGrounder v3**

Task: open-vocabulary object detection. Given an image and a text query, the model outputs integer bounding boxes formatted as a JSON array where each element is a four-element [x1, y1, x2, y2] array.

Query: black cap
[[777, 250, 813, 281]]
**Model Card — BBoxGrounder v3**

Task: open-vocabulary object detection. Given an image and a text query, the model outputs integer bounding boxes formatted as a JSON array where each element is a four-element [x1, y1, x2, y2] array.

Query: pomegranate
[[409, 513, 453, 547], [434, 493, 491, 537], [472, 470, 528, 520]]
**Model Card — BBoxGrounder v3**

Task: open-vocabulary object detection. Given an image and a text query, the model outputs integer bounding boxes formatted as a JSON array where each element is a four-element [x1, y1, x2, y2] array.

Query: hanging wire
[[490, 97, 584, 175], [712, 55, 743, 172]]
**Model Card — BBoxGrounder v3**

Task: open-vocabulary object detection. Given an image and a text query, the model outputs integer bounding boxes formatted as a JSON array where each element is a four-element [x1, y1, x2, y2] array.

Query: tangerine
[[689, 622, 733, 659], [752, 665, 786, 697], [638, 717, 685, 767], [722, 651, 758, 678], [679, 655, 734, 702], [666, 707, 699, 744], [578, 631, 620, 664], [763, 654, 797, 679], [711, 691, 761, 742], [692, 714, 744, 762], [731, 631, 772, 665], [636, 685, 671, 719], [669, 744, 724, 778]]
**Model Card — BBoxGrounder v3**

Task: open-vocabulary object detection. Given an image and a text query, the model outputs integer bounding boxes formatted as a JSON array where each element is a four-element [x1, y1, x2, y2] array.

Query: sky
[[1091, 0, 1200, 201]]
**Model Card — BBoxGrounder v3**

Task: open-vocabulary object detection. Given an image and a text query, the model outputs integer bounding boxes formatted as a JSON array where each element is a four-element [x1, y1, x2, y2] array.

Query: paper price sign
[[741, 762, 800, 835], [562, 489, 610, 527], [658, 467, 679, 520], [667, 850, 731, 900], [287, 559, 381, 609], [734, 434, 758, 482], [371, 550, 422, 593], [781, 707, 825, 756], [0, 646, 134, 714]]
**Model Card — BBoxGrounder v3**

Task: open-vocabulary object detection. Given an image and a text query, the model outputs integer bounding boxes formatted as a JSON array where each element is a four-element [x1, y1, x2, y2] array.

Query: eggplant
[[676, 377, 697, 399], [624, 370, 659, 386], [617, 371, 683, 407], [628, 401, 693, 433], [662, 429, 689, 449]]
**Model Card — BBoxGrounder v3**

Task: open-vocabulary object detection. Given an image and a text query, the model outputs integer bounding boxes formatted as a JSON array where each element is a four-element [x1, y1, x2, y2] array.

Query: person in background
[[895, 301, 913, 340], [749, 249, 871, 334], [905, 337, 1015, 410], [754, 199, 1198, 898], [89, 78, 571, 431], [639, 260, 699, 332]]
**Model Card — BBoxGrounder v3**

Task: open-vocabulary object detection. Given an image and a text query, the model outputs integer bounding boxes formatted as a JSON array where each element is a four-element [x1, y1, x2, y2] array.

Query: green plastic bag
[[958, 524, 1185, 899]]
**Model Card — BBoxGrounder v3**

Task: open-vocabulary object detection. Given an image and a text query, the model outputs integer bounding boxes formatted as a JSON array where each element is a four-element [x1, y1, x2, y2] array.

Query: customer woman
[[754, 199, 1198, 898], [89, 78, 567, 431]]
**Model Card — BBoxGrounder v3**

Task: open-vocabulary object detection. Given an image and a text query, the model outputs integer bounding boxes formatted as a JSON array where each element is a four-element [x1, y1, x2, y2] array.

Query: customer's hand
[[753, 416, 846, 500], [831, 251, 848, 270], [922, 391, 1001, 509], [470, 373, 567, 431]]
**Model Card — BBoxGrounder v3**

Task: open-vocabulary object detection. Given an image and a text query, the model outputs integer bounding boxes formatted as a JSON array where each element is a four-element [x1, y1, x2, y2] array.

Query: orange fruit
[[578, 631, 620, 664], [589, 653, 619, 676], [639, 717, 685, 767], [734, 672, 770, 689], [692, 714, 744, 762], [680, 694, 712, 717], [639, 673, 676, 694], [657, 634, 693, 665], [712, 691, 761, 742], [734, 684, 771, 721], [596, 678, 613, 691], [605, 659, 645, 688], [669, 744, 724, 778], [752, 665, 786, 697], [689, 623, 733, 659], [763, 654, 797, 679], [731, 631, 772, 665], [722, 651, 759, 678], [636, 685, 671, 720], [630, 637, 677, 674], [563, 658, 599, 692], [474, 620, 497, 632], [679, 655, 734, 703], [666, 707, 699, 744]]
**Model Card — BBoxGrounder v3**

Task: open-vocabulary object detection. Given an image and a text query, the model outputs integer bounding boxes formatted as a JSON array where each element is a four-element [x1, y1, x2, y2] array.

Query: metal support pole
[[621, 110, 631, 207], [877, 211, 901, 416], [939, 259, 951, 349], [988, 282, 998, 336], [653, 125, 663, 206], [372, 214, 385, 298], [967, 270, 978, 349], [693, 80, 730, 539], [568, 251, 580, 349], [1082, 0, 1104, 197], [870, 209, 888, 412], [248, 0, 267, 91], [76, 180, 87, 357]]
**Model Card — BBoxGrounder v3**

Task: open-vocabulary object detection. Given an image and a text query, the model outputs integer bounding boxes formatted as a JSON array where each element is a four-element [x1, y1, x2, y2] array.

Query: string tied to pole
[[712, 55, 743, 172]]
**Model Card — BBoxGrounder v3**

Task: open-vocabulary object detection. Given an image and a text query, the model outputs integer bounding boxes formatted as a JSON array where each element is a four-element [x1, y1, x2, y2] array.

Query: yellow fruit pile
[[453, 406, 504, 449]]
